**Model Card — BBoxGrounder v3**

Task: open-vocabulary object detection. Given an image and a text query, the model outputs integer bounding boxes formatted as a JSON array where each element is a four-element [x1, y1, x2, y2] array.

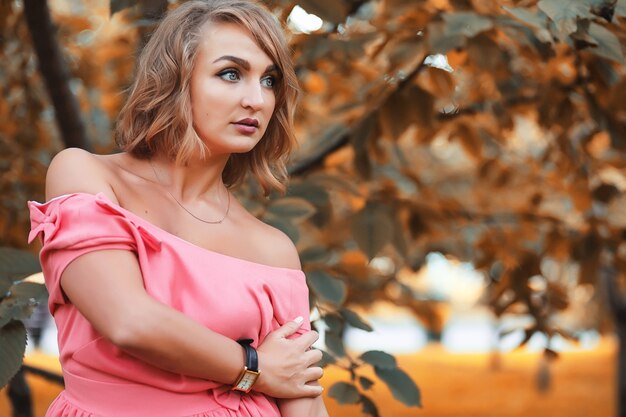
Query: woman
[[28, 1, 329, 416]]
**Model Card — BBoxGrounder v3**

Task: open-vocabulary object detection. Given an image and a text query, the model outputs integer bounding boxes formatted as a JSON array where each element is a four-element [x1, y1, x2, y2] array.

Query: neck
[[149, 153, 230, 203]]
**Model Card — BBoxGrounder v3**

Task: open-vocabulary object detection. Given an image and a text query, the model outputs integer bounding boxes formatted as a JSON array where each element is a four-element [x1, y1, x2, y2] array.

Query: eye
[[261, 75, 276, 88], [218, 69, 240, 82]]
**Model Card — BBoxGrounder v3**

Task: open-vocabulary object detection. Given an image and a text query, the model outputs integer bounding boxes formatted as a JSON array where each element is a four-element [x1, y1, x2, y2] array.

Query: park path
[[0, 338, 615, 417]]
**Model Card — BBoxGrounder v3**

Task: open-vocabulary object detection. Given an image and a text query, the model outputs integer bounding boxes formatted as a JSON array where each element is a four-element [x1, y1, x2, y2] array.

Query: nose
[[241, 83, 266, 111]]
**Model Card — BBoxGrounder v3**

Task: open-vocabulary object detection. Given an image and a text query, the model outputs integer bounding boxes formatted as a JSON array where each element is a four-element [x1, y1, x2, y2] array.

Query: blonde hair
[[115, 0, 299, 194]]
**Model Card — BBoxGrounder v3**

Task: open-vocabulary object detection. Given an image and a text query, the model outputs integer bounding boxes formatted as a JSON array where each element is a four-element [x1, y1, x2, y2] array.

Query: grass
[[0, 338, 616, 417]]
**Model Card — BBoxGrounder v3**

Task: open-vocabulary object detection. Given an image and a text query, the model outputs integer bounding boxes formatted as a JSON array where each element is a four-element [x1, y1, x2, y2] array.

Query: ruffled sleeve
[[28, 192, 161, 314]]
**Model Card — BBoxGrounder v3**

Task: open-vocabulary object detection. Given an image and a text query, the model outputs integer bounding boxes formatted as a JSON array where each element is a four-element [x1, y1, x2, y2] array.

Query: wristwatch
[[232, 339, 260, 393]]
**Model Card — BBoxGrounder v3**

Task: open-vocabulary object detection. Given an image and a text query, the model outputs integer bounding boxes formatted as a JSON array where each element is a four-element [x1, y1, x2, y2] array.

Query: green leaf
[[617, 0, 626, 18], [0, 320, 27, 387], [502, 6, 549, 30], [351, 116, 376, 177], [380, 85, 434, 141], [341, 308, 373, 332], [387, 36, 426, 72], [379, 89, 414, 141], [0, 247, 42, 282], [299, 246, 332, 264], [0, 282, 47, 327], [360, 394, 380, 417], [324, 313, 344, 334], [0, 276, 11, 299], [266, 197, 317, 222], [588, 22, 625, 64], [328, 382, 361, 405], [264, 218, 300, 244], [442, 12, 494, 38], [428, 22, 467, 54], [391, 214, 409, 260], [0, 301, 35, 328], [359, 376, 375, 390], [375, 366, 421, 407], [590, 0, 617, 20], [360, 350, 397, 369], [325, 331, 346, 356], [294, 35, 332, 66], [538, 0, 593, 37], [287, 182, 331, 207], [318, 349, 336, 367], [306, 270, 347, 306], [9, 281, 47, 302], [351, 203, 394, 260], [110, 0, 137, 15], [571, 18, 597, 46]]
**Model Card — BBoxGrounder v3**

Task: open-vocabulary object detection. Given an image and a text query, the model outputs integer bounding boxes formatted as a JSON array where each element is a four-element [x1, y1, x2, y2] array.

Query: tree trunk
[[136, 0, 169, 51], [601, 266, 626, 417], [8, 368, 33, 417], [22, 0, 91, 151], [618, 322, 626, 417]]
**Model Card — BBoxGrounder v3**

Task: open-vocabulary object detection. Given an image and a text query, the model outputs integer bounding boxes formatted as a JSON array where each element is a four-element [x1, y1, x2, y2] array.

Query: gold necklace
[[149, 160, 230, 225]]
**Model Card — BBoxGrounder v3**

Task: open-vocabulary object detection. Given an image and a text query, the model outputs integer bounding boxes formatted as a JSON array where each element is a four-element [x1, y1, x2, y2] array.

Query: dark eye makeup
[[217, 68, 278, 89]]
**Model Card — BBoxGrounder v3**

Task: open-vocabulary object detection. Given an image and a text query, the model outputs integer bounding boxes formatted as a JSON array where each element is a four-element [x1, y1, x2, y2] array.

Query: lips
[[234, 118, 259, 127], [233, 118, 260, 135]]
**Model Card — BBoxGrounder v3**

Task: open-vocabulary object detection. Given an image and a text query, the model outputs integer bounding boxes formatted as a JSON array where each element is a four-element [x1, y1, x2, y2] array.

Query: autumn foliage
[[1, 0, 626, 415]]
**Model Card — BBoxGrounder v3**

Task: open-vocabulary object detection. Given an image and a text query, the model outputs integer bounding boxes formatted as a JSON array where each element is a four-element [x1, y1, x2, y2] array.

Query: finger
[[298, 383, 324, 397], [303, 366, 324, 382], [305, 349, 323, 367], [295, 330, 319, 348], [271, 317, 304, 338]]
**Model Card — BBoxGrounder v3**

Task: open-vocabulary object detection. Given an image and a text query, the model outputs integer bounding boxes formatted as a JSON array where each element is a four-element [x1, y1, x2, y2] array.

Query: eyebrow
[[212, 55, 277, 73]]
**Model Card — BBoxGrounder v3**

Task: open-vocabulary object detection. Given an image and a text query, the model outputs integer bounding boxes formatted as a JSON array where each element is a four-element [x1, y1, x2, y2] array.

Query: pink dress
[[28, 192, 311, 417]]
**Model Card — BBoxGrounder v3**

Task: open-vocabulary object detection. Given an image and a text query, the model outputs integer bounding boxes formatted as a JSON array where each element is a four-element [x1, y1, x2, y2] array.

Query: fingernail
[[294, 316, 304, 324]]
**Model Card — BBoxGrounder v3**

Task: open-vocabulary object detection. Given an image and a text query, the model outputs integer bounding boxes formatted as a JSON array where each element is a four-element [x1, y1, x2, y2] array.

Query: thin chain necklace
[[149, 160, 230, 225]]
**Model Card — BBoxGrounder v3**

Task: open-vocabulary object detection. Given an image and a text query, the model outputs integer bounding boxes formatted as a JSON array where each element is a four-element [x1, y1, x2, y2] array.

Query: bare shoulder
[[241, 210, 301, 270], [45, 148, 116, 202], [261, 222, 301, 270]]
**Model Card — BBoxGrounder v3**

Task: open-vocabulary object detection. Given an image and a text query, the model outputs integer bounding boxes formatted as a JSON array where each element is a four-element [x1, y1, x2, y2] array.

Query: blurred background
[[1, 0, 625, 416]]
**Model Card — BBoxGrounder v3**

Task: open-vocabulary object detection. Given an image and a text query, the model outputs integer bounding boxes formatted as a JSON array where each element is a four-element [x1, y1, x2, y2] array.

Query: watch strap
[[237, 339, 258, 372]]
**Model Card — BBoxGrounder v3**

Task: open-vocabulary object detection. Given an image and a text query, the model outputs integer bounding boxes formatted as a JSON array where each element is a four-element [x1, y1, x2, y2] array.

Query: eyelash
[[217, 69, 276, 88]]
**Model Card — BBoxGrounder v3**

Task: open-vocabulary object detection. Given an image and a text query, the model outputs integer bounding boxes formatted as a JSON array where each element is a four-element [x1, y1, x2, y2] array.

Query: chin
[[230, 136, 264, 153], [231, 143, 260, 154], [207, 140, 260, 156]]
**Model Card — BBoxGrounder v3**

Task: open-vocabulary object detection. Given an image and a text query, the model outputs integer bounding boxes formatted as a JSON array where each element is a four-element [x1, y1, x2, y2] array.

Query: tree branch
[[288, 56, 428, 176], [437, 94, 539, 121], [22, 364, 64, 386], [601, 265, 626, 321], [288, 71, 539, 176], [23, 0, 91, 151]]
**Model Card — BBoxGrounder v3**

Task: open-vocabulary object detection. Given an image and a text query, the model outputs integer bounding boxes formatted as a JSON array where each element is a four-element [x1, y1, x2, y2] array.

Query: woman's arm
[[44, 148, 323, 398], [278, 389, 330, 417], [61, 248, 322, 398]]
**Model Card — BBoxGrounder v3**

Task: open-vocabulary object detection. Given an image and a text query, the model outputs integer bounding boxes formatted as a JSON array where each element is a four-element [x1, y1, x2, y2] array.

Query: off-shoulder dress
[[28, 192, 311, 417]]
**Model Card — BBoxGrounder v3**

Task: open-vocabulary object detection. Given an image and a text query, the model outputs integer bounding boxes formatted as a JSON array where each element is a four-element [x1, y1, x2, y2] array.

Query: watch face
[[239, 373, 257, 390], [235, 370, 260, 392]]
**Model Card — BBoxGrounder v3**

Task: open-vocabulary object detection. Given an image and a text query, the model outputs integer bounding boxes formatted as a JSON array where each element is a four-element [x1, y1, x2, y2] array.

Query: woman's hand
[[255, 318, 324, 398]]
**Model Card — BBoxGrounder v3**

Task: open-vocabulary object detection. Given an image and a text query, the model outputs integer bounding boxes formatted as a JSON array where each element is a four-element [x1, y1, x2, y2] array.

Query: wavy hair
[[114, 0, 299, 194]]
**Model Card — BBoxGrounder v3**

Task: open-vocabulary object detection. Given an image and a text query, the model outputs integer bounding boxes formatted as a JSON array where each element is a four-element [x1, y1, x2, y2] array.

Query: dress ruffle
[[46, 391, 277, 417], [28, 193, 161, 314]]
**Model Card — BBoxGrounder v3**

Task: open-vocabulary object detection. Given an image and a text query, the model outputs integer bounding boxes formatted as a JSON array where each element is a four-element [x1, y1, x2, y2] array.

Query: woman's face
[[190, 21, 277, 156]]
